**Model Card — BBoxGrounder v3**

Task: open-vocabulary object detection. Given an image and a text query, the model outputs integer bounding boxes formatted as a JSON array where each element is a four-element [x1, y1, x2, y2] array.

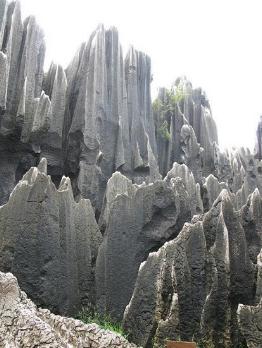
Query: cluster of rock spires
[[0, 1, 262, 347]]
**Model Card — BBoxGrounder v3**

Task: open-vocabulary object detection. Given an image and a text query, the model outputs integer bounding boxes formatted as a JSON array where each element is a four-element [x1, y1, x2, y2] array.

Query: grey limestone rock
[[240, 189, 262, 264], [255, 115, 262, 160], [0, 271, 138, 348], [0, 51, 7, 110], [96, 170, 193, 321], [123, 189, 257, 348], [64, 26, 160, 211], [237, 249, 262, 348], [0, 5, 160, 211], [33, 63, 67, 175], [0, 0, 46, 203], [0, 2, 261, 347], [0, 158, 102, 314], [154, 77, 218, 180], [125, 47, 158, 179], [200, 189, 255, 348], [123, 221, 207, 347], [202, 174, 228, 211], [164, 162, 203, 215], [237, 299, 262, 348]]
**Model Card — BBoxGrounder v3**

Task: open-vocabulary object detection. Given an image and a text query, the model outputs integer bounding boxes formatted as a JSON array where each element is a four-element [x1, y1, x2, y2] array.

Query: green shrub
[[153, 82, 186, 142], [158, 120, 171, 141], [76, 309, 128, 338], [152, 98, 163, 113], [153, 84, 186, 115], [167, 83, 185, 105]]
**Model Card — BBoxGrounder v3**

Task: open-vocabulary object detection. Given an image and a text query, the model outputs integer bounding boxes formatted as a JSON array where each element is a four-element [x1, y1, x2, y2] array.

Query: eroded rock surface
[[0, 271, 137, 348], [96, 165, 201, 321], [0, 1, 262, 348], [0, 3, 160, 211], [123, 189, 258, 348], [154, 77, 218, 180], [0, 158, 102, 314], [238, 300, 262, 348], [238, 249, 262, 348]]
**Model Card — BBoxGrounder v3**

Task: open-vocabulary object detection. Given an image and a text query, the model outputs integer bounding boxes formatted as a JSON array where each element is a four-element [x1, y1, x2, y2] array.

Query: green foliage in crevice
[[153, 83, 187, 141], [158, 120, 171, 141], [76, 308, 128, 338]]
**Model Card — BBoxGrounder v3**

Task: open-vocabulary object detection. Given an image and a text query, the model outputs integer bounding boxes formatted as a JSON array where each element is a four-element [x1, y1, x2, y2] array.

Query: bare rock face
[[64, 26, 160, 212], [164, 162, 203, 215], [238, 249, 262, 348], [202, 174, 228, 211], [123, 189, 257, 348], [238, 300, 262, 348], [240, 189, 262, 264], [200, 190, 255, 348], [0, 271, 137, 348], [96, 167, 196, 321], [0, 0, 45, 204], [123, 221, 207, 347], [0, 158, 102, 314], [0, 3, 160, 211], [214, 147, 262, 207], [255, 115, 262, 160]]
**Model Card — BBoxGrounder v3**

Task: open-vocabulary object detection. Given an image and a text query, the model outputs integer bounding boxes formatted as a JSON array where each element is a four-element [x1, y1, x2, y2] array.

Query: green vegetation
[[76, 308, 128, 338], [152, 98, 163, 113], [166, 83, 186, 106], [153, 82, 186, 141], [153, 83, 186, 115], [158, 120, 171, 141]]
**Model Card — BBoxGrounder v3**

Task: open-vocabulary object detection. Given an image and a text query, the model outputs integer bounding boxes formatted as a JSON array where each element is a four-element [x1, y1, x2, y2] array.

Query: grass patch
[[76, 308, 128, 338]]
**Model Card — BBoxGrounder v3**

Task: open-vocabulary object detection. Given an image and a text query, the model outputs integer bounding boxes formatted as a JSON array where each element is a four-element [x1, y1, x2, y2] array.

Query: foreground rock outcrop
[[0, 271, 137, 347], [123, 189, 259, 347], [237, 249, 262, 348], [0, 158, 102, 314]]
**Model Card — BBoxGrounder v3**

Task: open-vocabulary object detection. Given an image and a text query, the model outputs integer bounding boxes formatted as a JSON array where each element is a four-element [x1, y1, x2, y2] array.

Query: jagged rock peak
[[96, 163, 204, 322], [153, 76, 218, 179], [202, 174, 228, 210], [0, 159, 102, 314], [165, 162, 203, 214], [0, 4, 161, 211], [123, 185, 257, 347]]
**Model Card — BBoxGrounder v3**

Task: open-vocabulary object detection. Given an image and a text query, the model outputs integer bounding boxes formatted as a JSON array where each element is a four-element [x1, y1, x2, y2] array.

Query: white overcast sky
[[20, 0, 262, 150]]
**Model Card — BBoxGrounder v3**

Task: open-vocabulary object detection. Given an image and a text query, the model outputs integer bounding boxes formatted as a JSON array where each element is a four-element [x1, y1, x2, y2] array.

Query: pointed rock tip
[[220, 188, 231, 199], [14, 0, 21, 12], [110, 171, 131, 183], [251, 188, 261, 201], [107, 25, 118, 34], [37, 158, 47, 174], [213, 188, 232, 206], [94, 23, 105, 34], [0, 51, 6, 60], [205, 174, 218, 184], [58, 176, 72, 192]]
